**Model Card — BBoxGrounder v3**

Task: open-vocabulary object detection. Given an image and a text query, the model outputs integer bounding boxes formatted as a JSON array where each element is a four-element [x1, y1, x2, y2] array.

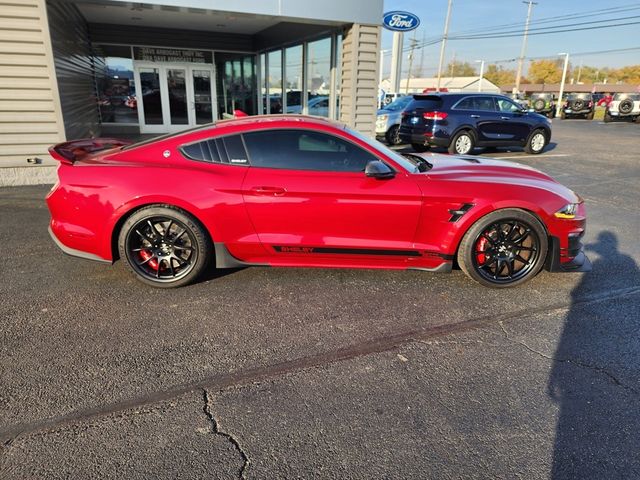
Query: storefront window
[[259, 53, 266, 114], [306, 38, 331, 118], [97, 56, 137, 123], [139, 67, 162, 124], [284, 45, 303, 114], [215, 53, 256, 119], [335, 35, 343, 120], [267, 50, 282, 114]]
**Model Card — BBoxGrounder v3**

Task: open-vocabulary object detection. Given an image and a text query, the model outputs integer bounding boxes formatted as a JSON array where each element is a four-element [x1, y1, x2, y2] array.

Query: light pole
[[556, 52, 570, 118], [515, 1, 537, 93], [475, 59, 485, 92], [436, 0, 453, 91]]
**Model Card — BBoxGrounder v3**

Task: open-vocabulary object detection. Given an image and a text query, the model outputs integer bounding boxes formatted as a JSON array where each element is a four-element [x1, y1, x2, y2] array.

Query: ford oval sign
[[383, 11, 420, 32]]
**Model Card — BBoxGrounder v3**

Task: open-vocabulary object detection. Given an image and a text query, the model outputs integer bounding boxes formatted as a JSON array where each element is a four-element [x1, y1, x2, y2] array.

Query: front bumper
[[544, 235, 592, 273]]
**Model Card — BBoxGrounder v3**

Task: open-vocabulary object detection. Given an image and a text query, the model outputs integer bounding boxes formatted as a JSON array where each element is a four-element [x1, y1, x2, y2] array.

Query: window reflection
[[267, 50, 282, 113], [215, 53, 256, 119], [306, 38, 331, 117], [284, 45, 303, 114], [97, 57, 137, 124]]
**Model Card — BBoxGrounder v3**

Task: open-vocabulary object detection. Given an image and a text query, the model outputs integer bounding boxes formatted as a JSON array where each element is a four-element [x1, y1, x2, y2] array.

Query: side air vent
[[448, 203, 474, 222]]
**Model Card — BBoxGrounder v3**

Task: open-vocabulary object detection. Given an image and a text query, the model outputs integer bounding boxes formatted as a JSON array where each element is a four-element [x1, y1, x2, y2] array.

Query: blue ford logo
[[382, 11, 420, 32]]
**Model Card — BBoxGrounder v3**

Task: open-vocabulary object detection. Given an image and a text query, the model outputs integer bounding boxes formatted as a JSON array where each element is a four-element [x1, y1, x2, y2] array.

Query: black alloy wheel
[[118, 205, 212, 288], [457, 209, 548, 288]]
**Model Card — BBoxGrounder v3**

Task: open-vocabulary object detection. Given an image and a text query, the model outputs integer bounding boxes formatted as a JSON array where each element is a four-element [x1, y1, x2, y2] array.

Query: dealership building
[[0, 0, 383, 185]]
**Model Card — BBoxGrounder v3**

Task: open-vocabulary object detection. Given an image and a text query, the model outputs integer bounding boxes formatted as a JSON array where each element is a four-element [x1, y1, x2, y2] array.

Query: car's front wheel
[[524, 129, 547, 154], [118, 205, 212, 288], [385, 125, 402, 145], [448, 130, 475, 155], [457, 209, 548, 288]]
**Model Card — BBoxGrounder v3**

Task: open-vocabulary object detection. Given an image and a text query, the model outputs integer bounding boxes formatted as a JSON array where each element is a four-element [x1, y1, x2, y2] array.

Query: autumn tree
[[445, 60, 477, 76], [527, 59, 569, 84], [484, 64, 516, 85]]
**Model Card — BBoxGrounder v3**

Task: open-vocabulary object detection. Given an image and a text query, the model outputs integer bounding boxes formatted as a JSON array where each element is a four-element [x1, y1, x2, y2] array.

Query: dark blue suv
[[399, 93, 552, 155]]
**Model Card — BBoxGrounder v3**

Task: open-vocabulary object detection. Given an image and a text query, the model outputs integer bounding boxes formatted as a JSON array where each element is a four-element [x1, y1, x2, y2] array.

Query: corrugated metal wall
[[47, 0, 99, 139], [0, 0, 65, 168], [339, 23, 380, 136]]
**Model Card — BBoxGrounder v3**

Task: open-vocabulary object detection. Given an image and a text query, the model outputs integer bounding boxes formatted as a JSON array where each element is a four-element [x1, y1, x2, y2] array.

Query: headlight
[[554, 203, 579, 219], [377, 114, 388, 122]]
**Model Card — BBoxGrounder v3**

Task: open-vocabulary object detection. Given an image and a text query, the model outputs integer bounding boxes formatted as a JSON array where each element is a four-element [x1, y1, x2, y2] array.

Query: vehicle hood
[[418, 153, 579, 202]]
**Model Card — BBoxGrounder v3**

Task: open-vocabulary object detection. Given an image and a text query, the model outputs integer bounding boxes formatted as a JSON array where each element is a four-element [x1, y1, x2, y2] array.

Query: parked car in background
[[510, 93, 530, 110], [379, 92, 406, 108], [560, 93, 594, 120], [286, 96, 330, 117], [604, 93, 640, 123], [398, 93, 552, 155], [375, 96, 413, 145], [529, 93, 556, 118]]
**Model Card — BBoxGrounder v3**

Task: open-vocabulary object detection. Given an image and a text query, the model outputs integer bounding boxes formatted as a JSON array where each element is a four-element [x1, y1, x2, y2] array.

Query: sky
[[381, 0, 640, 77]]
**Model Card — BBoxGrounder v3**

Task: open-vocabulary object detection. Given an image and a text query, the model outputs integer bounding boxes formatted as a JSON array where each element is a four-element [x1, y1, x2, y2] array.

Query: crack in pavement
[[0, 285, 638, 445], [203, 389, 250, 479], [498, 322, 640, 396]]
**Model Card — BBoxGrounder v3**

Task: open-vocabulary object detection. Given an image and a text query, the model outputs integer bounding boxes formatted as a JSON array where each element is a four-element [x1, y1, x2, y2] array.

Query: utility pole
[[450, 51, 456, 77], [556, 52, 569, 118], [515, 0, 537, 93], [476, 59, 485, 92], [436, 0, 453, 91], [576, 60, 583, 83], [418, 31, 426, 77], [405, 32, 419, 94]]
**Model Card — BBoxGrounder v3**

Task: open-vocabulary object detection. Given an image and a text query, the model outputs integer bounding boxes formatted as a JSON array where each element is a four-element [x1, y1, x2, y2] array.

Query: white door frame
[[134, 61, 216, 134]]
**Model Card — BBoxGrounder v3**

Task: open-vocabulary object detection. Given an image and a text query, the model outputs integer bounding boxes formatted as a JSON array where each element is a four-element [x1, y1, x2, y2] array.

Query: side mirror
[[365, 160, 395, 179]]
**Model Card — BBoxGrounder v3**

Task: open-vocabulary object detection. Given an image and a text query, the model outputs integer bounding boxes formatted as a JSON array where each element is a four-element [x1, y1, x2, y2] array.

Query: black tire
[[572, 99, 585, 111], [533, 99, 545, 111], [117, 205, 212, 288], [560, 111, 566, 120], [604, 111, 612, 123], [635, 115, 640, 124], [547, 110, 555, 119], [457, 208, 548, 288], [411, 143, 430, 152], [524, 128, 547, 154], [385, 125, 402, 145], [619, 99, 634, 114], [448, 130, 475, 155], [586, 110, 594, 120]]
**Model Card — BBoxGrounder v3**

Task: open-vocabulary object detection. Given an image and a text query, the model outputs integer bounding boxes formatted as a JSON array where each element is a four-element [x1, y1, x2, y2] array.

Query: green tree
[[527, 59, 568, 84], [445, 60, 477, 76], [484, 64, 516, 86]]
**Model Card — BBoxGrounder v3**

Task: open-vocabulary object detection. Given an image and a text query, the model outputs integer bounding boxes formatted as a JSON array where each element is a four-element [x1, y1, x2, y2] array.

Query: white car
[[605, 93, 640, 123]]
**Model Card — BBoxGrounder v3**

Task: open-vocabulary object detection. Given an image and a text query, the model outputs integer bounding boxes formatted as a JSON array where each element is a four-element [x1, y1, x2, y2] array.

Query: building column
[[339, 23, 381, 136]]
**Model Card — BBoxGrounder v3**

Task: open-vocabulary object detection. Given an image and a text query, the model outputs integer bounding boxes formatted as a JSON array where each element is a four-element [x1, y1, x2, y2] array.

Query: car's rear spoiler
[[48, 138, 133, 165]]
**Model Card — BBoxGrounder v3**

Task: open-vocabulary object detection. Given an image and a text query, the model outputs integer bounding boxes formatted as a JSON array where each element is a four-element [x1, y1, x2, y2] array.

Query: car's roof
[[411, 92, 504, 99]]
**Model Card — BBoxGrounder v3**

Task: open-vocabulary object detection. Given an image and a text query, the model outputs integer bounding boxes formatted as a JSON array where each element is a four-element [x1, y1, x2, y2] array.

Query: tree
[[445, 60, 477, 77], [528, 59, 568, 84], [484, 64, 516, 86]]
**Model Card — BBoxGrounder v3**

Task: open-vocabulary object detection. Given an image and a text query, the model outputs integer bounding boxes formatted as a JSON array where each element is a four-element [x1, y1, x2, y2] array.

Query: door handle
[[470, 114, 480, 118], [250, 186, 286, 196], [501, 116, 510, 120]]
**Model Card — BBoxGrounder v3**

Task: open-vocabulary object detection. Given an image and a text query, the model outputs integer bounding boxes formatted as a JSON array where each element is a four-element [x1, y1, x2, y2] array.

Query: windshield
[[614, 93, 640, 101], [568, 93, 591, 100], [382, 96, 412, 112], [346, 126, 418, 173]]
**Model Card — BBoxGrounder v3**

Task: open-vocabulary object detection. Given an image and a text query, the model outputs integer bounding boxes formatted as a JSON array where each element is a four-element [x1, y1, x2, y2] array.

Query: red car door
[[241, 128, 423, 262]]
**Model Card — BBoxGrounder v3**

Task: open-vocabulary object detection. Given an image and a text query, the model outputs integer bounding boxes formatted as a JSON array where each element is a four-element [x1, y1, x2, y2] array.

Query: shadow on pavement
[[549, 231, 640, 478]]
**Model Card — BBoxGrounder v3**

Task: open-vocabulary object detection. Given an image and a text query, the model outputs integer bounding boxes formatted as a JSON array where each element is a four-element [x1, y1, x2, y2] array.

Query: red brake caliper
[[476, 236, 488, 265], [139, 249, 159, 270]]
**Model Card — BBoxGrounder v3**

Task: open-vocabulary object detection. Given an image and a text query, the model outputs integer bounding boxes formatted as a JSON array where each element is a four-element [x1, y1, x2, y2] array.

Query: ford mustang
[[46, 115, 590, 288]]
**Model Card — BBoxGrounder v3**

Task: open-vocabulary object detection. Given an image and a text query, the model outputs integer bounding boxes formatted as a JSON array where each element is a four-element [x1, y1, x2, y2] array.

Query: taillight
[[423, 111, 448, 120], [588, 101, 593, 107]]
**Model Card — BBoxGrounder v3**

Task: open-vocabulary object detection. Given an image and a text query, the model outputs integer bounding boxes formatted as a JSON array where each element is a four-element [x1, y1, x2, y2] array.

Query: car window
[[495, 97, 522, 113], [407, 96, 443, 111], [383, 96, 412, 112], [243, 129, 378, 173], [454, 97, 474, 110], [474, 97, 497, 111], [180, 134, 248, 165]]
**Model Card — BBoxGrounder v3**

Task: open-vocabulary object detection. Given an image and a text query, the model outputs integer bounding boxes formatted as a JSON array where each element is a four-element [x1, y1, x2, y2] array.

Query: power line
[[487, 46, 640, 65]]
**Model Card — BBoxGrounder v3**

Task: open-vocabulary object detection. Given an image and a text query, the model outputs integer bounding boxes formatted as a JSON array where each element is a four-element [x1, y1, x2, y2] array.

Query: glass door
[[135, 63, 216, 134]]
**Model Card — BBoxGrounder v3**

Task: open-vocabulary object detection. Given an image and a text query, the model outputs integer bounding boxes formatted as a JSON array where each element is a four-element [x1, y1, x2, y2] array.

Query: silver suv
[[375, 96, 413, 145], [605, 93, 640, 123]]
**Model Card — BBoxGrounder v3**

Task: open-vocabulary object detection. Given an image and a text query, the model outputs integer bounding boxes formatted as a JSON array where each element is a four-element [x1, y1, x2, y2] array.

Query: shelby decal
[[275, 246, 315, 253]]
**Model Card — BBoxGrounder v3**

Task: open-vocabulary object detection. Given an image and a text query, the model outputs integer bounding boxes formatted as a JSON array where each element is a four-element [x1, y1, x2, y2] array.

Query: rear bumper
[[399, 128, 449, 147], [48, 225, 111, 264]]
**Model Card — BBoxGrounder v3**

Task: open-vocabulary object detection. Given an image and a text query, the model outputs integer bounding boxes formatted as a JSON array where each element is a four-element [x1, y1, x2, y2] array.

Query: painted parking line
[[481, 153, 572, 159]]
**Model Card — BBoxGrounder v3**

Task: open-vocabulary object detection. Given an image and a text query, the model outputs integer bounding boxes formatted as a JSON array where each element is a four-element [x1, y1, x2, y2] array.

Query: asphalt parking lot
[[1, 119, 639, 479]]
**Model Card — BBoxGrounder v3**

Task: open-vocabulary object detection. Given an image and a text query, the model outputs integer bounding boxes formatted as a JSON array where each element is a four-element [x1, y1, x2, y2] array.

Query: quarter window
[[243, 129, 378, 172], [180, 135, 248, 165], [454, 97, 475, 110]]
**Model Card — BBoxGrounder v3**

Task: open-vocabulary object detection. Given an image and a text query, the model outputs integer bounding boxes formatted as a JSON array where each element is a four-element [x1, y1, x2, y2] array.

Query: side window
[[179, 134, 248, 165], [454, 97, 474, 110], [473, 97, 496, 111], [495, 98, 522, 113], [243, 129, 379, 172]]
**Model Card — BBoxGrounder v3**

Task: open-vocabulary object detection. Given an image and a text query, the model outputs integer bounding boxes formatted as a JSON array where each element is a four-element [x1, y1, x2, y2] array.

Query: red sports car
[[46, 115, 590, 288]]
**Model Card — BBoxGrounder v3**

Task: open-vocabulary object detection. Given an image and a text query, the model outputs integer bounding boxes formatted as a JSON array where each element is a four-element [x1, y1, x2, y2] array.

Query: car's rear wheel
[[118, 205, 212, 288], [586, 110, 594, 120], [458, 209, 548, 288], [412, 143, 430, 152], [604, 111, 612, 122], [448, 130, 475, 155], [385, 125, 402, 145], [524, 129, 547, 154]]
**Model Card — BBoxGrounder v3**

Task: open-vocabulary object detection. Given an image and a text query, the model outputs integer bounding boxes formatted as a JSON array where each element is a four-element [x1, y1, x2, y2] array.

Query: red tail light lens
[[588, 101, 593, 107], [423, 111, 448, 120]]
